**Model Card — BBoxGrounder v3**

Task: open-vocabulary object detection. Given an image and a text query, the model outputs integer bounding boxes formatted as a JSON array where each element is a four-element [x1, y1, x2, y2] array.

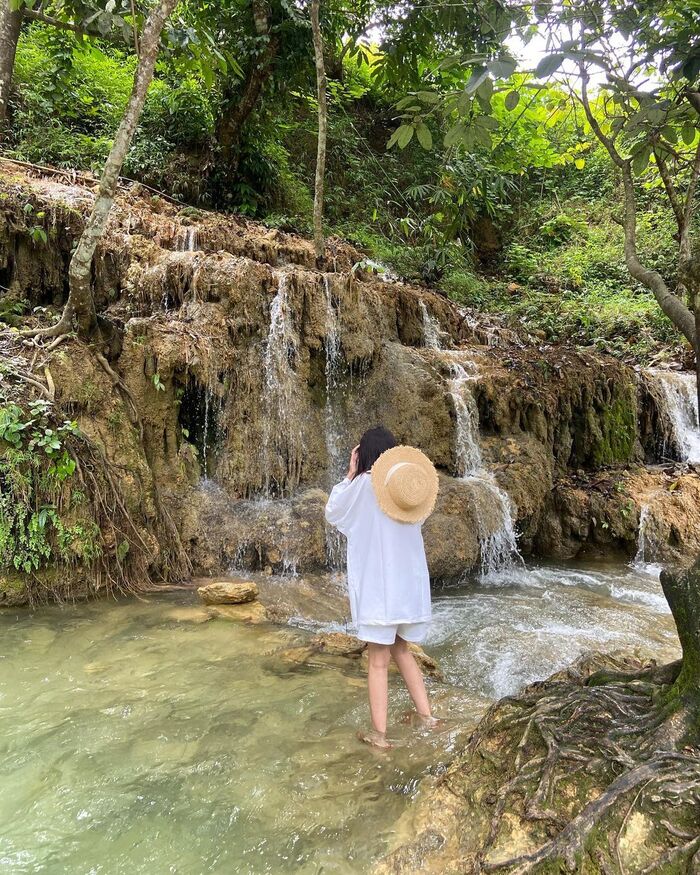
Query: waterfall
[[323, 275, 345, 570], [632, 501, 663, 575], [425, 319, 521, 576], [634, 504, 653, 566], [449, 362, 482, 476], [420, 300, 443, 350], [649, 369, 700, 464], [262, 273, 303, 495], [446, 361, 521, 576], [178, 226, 198, 252]]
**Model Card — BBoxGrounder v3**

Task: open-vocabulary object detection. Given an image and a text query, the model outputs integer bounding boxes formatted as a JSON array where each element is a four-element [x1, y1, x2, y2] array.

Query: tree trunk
[[0, 1, 23, 136], [660, 558, 700, 718], [620, 164, 697, 349], [61, 0, 177, 338], [216, 39, 278, 166], [216, 0, 277, 167], [310, 0, 327, 260]]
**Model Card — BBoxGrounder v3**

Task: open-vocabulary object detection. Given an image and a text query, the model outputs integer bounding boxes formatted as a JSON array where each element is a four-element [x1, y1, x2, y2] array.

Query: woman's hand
[[347, 445, 360, 481]]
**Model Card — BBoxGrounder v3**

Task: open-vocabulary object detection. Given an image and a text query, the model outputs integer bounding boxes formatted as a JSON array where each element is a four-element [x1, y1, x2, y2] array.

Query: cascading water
[[262, 272, 303, 496], [447, 363, 521, 576], [178, 225, 198, 252], [420, 300, 443, 350], [421, 306, 521, 576], [649, 369, 700, 463], [323, 275, 346, 570]]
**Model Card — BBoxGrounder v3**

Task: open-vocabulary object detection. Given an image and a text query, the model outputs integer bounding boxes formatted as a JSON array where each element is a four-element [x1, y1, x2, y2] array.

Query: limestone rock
[[311, 631, 366, 656], [197, 579, 259, 605], [208, 602, 268, 624]]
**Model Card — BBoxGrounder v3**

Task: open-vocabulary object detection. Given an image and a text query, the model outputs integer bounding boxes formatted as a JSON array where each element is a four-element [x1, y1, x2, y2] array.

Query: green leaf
[[535, 53, 565, 79], [444, 123, 467, 148], [477, 77, 494, 101], [661, 125, 678, 144], [386, 125, 408, 150], [632, 146, 651, 175], [471, 123, 493, 149], [682, 55, 700, 82], [682, 122, 696, 145], [416, 91, 439, 104], [465, 67, 489, 95], [505, 90, 520, 111], [489, 58, 517, 80], [415, 122, 433, 150], [397, 124, 415, 149]]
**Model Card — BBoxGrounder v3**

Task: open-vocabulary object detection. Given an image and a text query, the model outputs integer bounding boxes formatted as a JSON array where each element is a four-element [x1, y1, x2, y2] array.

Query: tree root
[[458, 659, 700, 875]]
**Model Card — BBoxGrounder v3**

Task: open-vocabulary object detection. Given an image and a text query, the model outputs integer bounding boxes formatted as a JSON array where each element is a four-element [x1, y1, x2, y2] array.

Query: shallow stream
[[0, 561, 679, 873]]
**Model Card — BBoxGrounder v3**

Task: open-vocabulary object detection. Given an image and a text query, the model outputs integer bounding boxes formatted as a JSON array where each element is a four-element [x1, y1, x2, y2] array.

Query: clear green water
[[0, 595, 473, 874], [0, 561, 679, 874]]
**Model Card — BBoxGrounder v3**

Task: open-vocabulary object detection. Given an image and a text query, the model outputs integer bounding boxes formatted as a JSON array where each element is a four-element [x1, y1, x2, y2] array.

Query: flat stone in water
[[196, 578, 259, 604]]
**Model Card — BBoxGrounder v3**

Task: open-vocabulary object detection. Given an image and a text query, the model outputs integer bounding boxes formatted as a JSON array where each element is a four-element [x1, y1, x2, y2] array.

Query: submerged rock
[[197, 580, 259, 605], [278, 631, 443, 680], [208, 602, 268, 624]]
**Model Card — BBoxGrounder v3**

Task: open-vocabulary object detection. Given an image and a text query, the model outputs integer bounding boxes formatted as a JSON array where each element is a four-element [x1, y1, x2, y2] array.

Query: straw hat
[[371, 445, 439, 524]]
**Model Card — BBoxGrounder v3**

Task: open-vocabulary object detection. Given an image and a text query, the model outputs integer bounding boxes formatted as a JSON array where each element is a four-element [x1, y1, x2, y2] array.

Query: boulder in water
[[197, 579, 259, 605]]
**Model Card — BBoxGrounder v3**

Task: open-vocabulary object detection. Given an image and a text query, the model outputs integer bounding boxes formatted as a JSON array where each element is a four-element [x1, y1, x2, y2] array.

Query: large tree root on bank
[[430, 655, 700, 875]]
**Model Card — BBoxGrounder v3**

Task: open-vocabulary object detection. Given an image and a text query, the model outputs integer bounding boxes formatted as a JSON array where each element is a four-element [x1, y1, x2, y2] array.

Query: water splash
[[262, 273, 303, 495], [649, 369, 700, 463], [420, 299, 443, 350]]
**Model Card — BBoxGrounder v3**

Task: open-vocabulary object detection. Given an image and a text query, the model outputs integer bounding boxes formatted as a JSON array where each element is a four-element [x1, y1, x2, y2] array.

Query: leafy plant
[[0, 400, 99, 575]]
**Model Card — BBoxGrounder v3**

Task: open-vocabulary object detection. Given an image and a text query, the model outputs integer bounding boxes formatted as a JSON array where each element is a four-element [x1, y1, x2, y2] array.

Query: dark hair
[[357, 427, 396, 475]]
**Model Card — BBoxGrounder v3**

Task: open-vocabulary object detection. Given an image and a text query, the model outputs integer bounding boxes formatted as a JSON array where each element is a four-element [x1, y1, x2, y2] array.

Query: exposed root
[[446, 657, 700, 875]]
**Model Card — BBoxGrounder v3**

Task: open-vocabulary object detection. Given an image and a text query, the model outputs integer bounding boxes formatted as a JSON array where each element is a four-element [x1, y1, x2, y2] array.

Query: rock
[[278, 631, 443, 680], [208, 602, 268, 624], [311, 631, 366, 656], [165, 606, 214, 624], [197, 579, 259, 605]]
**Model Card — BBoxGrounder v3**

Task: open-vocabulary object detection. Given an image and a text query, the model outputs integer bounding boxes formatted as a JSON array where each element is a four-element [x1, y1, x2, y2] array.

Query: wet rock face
[[2, 164, 699, 601]]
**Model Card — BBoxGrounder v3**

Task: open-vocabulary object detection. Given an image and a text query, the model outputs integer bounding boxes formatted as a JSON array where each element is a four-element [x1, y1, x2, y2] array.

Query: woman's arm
[[324, 446, 362, 534]]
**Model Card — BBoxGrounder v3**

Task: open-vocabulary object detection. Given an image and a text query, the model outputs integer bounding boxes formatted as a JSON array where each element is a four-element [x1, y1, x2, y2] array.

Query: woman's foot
[[400, 709, 443, 729], [357, 728, 394, 749]]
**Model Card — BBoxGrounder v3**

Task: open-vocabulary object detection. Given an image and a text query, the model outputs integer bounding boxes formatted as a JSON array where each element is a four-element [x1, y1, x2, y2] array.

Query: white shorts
[[357, 622, 430, 645]]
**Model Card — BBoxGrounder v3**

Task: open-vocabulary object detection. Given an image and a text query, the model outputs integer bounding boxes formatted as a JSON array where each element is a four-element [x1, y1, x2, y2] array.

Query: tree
[[23, 0, 180, 341], [0, 0, 144, 134], [310, 0, 327, 259], [387, 0, 700, 727], [0, 1, 24, 133]]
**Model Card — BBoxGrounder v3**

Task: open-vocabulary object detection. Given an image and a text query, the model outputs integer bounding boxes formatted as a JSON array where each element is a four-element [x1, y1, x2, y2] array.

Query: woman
[[325, 426, 439, 749]]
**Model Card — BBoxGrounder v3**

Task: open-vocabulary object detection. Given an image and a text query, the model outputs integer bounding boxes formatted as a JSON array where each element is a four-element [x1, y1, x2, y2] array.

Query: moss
[[590, 387, 637, 467]]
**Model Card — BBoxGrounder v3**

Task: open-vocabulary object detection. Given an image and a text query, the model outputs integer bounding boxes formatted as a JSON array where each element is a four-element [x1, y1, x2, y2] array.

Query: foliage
[[0, 400, 101, 575]]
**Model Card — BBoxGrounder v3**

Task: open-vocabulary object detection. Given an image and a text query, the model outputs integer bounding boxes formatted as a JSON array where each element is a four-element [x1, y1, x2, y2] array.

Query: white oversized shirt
[[324, 473, 431, 626]]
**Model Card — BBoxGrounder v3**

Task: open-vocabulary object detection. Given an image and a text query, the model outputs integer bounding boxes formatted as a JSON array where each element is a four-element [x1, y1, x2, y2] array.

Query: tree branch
[[654, 146, 685, 232]]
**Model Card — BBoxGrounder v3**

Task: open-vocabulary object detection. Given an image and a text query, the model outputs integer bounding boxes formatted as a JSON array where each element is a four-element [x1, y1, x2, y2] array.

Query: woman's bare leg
[[366, 643, 392, 735], [390, 636, 432, 718]]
